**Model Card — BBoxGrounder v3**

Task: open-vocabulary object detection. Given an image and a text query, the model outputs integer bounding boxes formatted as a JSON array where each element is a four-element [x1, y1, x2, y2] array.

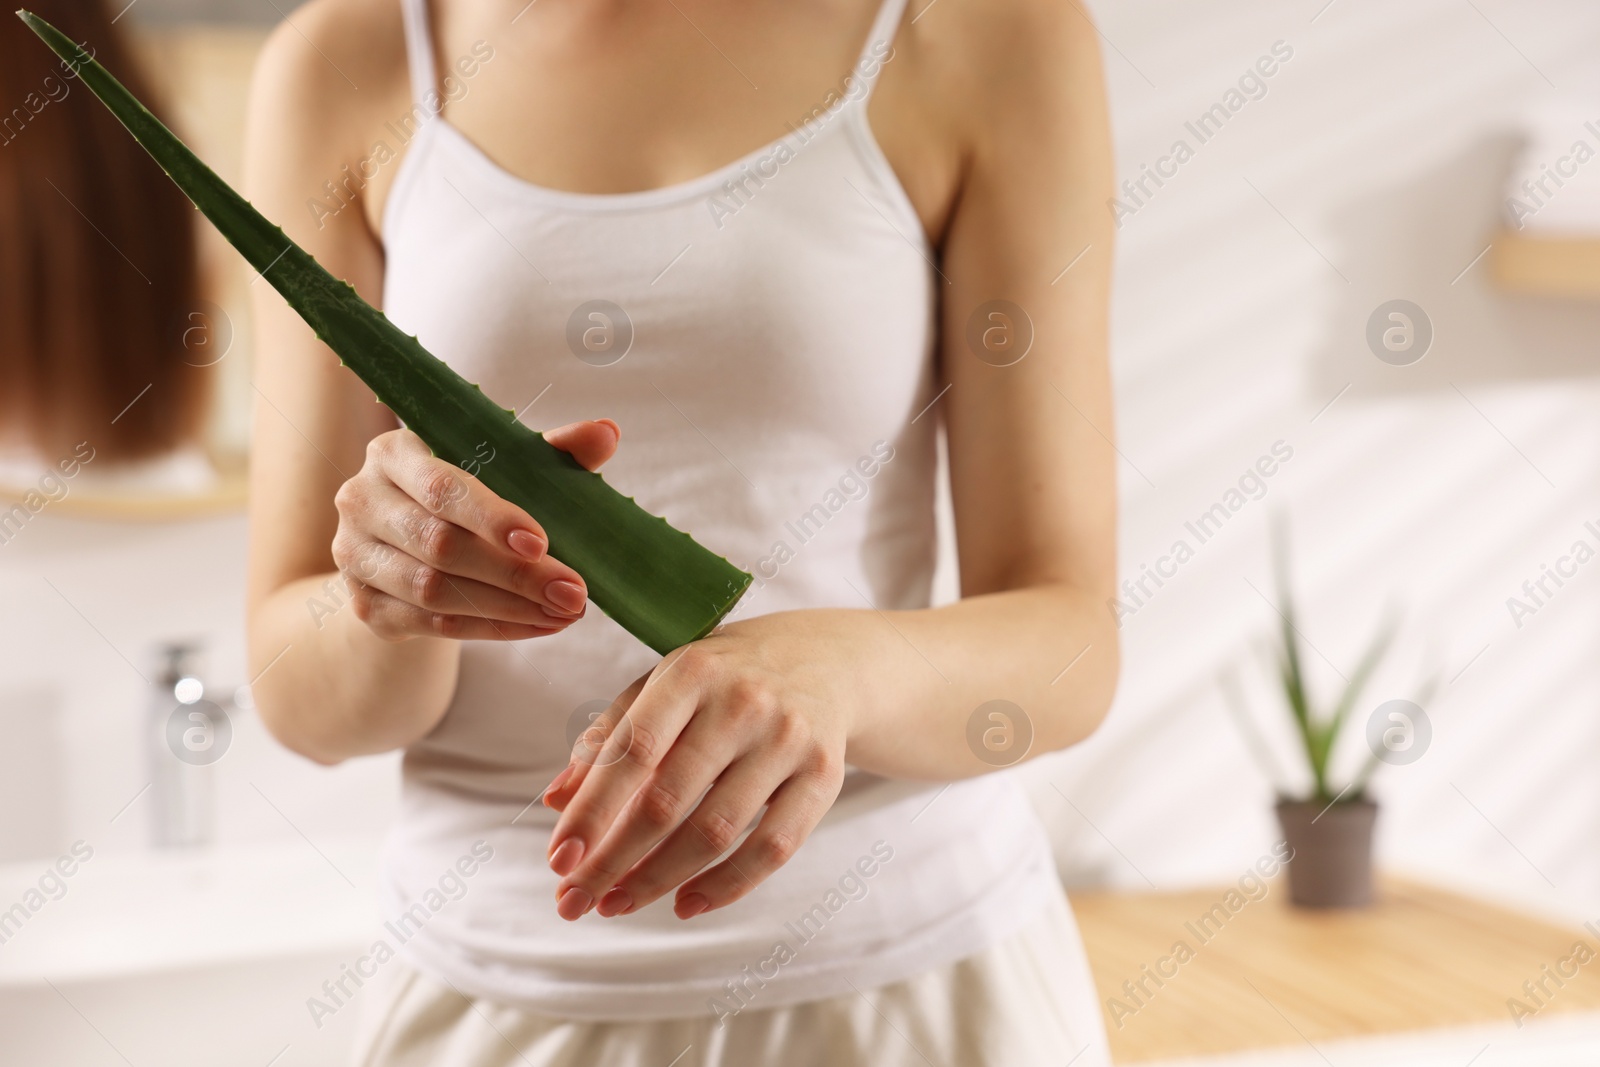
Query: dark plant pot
[[1275, 798, 1378, 908]]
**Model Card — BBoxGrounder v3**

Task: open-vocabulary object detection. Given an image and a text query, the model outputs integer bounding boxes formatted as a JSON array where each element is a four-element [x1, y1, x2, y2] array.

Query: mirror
[[0, 0, 272, 519]]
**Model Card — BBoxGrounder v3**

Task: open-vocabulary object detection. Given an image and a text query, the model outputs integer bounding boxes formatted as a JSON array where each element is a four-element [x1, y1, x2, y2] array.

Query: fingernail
[[508, 529, 547, 560], [544, 580, 587, 614], [558, 887, 593, 921], [542, 765, 573, 805], [548, 837, 584, 875], [676, 893, 709, 919], [598, 887, 632, 917]]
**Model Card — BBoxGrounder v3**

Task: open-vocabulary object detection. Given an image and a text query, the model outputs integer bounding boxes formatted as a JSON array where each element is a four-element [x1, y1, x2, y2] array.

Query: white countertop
[[0, 840, 382, 987]]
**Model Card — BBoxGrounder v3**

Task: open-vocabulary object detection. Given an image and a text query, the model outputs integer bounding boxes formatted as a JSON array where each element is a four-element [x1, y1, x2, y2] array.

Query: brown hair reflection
[[0, 0, 208, 464]]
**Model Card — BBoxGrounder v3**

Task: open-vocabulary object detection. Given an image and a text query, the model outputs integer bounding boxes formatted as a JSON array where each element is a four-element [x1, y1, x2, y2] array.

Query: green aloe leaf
[[18, 10, 751, 655]]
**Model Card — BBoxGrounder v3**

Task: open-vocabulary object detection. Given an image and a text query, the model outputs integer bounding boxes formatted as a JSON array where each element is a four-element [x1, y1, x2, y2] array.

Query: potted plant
[[1222, 533, 1426, 908]]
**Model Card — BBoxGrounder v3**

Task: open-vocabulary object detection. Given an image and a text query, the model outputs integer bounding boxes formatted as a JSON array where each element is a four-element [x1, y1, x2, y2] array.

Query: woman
[[245, 0, 1119, 1063]]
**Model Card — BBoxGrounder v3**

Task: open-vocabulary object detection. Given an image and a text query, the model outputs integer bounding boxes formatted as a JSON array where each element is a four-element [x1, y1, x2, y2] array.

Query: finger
[[540, 763, 577, 806], [543, 644, 696, 811], [547, 689, 699, 920], [544, 419, 620, 472], [546, 658, 707, 919], [558, 713, 751, 913], [544, 671, 651, 813], [359, 482, 588, 618], [599, 756, 789, 917], [373, 432, 563, 570], [341, 532, 578, 627], [674, 769, 840, 918], [352, 588, 567, 642]]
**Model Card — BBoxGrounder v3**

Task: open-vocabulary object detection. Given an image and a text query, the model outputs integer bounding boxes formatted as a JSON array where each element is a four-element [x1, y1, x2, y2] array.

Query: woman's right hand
[[331, 422, 619, 642]]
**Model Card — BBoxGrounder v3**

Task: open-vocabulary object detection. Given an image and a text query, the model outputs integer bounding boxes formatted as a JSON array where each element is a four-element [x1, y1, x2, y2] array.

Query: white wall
[[0, 514, 398, 864], [1023, 0, 1600, 904]]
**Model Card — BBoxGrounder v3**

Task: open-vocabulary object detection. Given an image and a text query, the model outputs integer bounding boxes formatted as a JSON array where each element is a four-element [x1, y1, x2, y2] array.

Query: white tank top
[[377, 0, 1058, 1018]]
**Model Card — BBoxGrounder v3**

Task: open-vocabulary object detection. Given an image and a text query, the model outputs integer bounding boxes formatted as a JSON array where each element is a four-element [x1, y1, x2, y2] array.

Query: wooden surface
[[1492, 230, 1600, 299], [0, 468, 247, 521], [1070, 878, 1600, 1063]]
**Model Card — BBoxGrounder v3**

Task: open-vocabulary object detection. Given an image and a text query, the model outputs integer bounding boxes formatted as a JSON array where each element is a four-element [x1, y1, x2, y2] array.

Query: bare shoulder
[[251, 0, 408, 116], [245, 0, 411, 240], [914, 0, 1105, 137], [874, 0, 1107, 241]]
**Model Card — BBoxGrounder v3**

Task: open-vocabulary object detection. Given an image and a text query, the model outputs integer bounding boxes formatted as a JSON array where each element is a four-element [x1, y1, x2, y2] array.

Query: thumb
[[544, 419, 620, 472]]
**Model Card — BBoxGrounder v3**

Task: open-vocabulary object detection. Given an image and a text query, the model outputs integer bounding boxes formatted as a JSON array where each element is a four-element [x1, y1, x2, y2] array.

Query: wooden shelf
[[1070, 876, 1600, 1063], [1492, 230, 1600, 299], [0, 475, 247, 522], [0, 454, 247, 522]]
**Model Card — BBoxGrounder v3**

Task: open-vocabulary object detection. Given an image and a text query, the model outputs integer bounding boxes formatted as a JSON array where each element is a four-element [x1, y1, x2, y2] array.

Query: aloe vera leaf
[[18, 10, 751, 655]]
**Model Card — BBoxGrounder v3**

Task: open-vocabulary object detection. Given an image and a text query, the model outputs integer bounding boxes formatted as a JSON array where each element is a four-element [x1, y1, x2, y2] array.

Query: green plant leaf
[[1270, 519, 1329, 798], [1343, 672, 1440, 796], [17, 10, 752, 655], [1219, 668, 1295, 795], [1275, 649, 1326, 799], [1323, 615, 1397, 758]]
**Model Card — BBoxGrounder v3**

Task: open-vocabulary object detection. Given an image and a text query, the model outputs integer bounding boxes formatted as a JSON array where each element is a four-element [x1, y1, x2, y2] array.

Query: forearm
[[837, 583, 1118, 780], [247, 572, 459, 764]]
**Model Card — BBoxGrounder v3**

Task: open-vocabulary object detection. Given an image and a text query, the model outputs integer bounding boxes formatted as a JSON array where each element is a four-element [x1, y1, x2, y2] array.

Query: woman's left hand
[[540, 610, 862, 921]]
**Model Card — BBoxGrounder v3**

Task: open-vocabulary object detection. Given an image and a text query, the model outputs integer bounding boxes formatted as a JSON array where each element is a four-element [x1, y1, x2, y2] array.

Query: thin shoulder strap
[[398, 0, 439, 108], [854, 0, 911, 100]]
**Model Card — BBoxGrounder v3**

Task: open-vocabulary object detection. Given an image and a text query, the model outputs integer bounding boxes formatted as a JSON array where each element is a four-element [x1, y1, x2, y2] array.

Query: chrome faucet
[[147, 642, 234, 848]]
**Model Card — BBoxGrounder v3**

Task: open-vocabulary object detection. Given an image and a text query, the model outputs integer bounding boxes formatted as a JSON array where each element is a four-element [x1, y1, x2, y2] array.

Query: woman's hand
[[331, 421, 618, 642], [541, 611, 864, 921]]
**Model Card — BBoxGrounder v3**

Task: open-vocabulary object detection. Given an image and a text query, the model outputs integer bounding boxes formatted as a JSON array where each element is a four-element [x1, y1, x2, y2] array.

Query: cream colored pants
[[349, 881, 1110, 1067]]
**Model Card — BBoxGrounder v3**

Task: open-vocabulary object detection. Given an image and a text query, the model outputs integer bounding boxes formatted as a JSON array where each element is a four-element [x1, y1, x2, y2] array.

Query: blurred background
[[3, 0, 1600, 1064]]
